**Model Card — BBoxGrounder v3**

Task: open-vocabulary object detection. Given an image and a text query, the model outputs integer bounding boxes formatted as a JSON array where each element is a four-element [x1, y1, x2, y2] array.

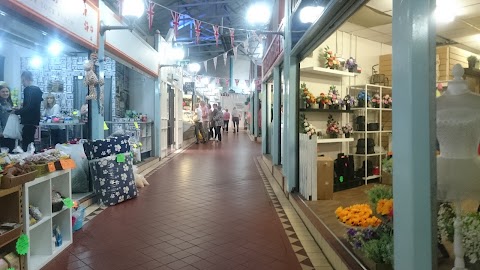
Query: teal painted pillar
[[254, 85, 259, 138], [283, 0, 298, 192], [92, 30, 106, 140], [250, 93, 254, 133], [229, 56, 234, 90], [153, 32, 161, 157], [261, 82, 267, 153], [272, 66, 281, 165], [392, 0, 437, 269]]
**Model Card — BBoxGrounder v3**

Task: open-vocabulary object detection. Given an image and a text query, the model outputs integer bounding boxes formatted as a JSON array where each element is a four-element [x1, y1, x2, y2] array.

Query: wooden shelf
[[0, 225, 22, 249], [300, 108, 354, 113], [300, 66, 358, 77], [351, 130, 392, 134], [317, 138, 354, 144], [0, 185, 20, 198]]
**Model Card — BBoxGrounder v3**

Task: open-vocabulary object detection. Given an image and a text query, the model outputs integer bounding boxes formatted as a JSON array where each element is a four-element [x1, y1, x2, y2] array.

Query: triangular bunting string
[[147, 1, 155, 31], [216, 78, 220, 85], [213, 25, 220, 47], [245, 80, 250, 87], [230, 29, 235, 48], [203, 61, 208, 72], [223, 52, 228, 66], [235, 79, 239, 86], [233, 46, 238, 60], [171, 11, 180, 38], [213, 57, 217, 70], [117, 0, 123, 17], [194, 20, 202, 44], [225, 78, 230, 87]]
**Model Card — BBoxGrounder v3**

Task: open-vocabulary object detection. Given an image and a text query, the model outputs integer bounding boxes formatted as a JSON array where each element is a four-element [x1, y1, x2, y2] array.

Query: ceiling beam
[[173, 0, 237, 8]]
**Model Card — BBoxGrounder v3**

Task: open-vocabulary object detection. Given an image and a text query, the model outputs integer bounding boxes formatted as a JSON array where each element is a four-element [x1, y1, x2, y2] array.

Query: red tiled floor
[[43, 132, 301, 270]]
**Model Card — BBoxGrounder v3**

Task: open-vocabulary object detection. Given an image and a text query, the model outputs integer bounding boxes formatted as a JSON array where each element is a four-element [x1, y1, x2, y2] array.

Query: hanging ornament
[[147, 1, 155, 31], [213, 25, 220, 47], [230, 28, 235, 48], [203, 61, 208, 72], [223, 52, 228, 66], [84, 53, 98, 101], [251, 30, 261, 42], [196, 75, 202, 82], [171, 11, 180, 38], [194, 20, 202, 44], [233, 46, 238, 60], [235, 79, 239, 86], [213, 57, 218, 70]]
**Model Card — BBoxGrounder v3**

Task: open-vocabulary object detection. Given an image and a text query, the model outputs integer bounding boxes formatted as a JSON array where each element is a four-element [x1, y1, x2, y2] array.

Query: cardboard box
[[317, 157, 334, 200]]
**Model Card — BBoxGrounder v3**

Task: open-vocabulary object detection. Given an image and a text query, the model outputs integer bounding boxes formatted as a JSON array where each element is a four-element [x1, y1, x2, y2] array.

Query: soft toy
[[133, 165, 149, 188], [84, 53, 104, 101]]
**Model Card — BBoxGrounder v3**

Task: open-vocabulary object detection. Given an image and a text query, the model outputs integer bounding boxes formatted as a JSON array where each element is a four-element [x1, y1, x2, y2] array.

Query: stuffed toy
[[133, 165, 149, 188], [84, 53, 104, 101]]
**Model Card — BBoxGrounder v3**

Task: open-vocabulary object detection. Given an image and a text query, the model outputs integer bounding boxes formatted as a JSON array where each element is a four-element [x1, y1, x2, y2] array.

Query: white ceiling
[[338, 0, 480, 54]]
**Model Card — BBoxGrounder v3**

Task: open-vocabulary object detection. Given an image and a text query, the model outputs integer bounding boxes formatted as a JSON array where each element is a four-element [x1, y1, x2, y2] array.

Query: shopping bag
[[197, 129, 203, 140], [3, 114, 23, 140]]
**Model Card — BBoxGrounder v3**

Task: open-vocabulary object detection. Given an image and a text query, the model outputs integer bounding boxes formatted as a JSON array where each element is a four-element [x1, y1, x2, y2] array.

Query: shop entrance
[[167, 84, 175, 147]]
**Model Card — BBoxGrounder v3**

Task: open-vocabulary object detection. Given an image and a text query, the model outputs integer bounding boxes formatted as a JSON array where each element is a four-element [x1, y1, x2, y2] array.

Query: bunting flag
[[225, 78, 230, 87], [147, 2, 155, 31], [255, 79, 261, 86], [235, 79, 239, 86], [233, 46, 238, 60], [229, 28, 235, 48], [216, 78, 220, 85], [223, 52, 228, 66], [117, 0, 123, 16], [245, 80, 250, 87], [251, 30, 260, 42], [213, 57, 218, 70], [213, 25, 220, 47], [203, 61, 208, 72], [171, 11, 180, 38], [194, 20, 202, 44], [243, 39, 249, 52]]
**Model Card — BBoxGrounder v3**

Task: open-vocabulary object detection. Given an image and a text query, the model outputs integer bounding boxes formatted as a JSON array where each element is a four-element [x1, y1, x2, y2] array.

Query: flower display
[[343, 95, 355, 105], [299, 114, 316, 138], [371, 93, 381, 107], [345, 57, 358, 72], [335, 204, 382, 227], [383, 94, 392, 107], [300, 82, 316, 108], [326, 114, 342, 137], [323, 46, 340, 69], [357, 90, 371, 102], [376, 199, 393, 216], [342, 124, 353, 134], [328, 85, 340, 106]]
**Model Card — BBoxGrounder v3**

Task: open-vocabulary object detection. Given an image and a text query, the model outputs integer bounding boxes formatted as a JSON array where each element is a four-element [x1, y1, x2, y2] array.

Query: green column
[[261, 82, 267, 153], [392, 0, 437, 269], [272, 66, 281, 165]]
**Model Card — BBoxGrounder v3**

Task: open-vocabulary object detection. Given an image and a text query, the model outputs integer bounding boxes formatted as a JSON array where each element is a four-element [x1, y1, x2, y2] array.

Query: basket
[[32, 164, 49, 177], [0, 170, 37, 189]]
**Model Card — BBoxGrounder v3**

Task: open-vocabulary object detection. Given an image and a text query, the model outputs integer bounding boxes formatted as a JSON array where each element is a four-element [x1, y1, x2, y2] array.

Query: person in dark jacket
[[15, 71, 43, 151]]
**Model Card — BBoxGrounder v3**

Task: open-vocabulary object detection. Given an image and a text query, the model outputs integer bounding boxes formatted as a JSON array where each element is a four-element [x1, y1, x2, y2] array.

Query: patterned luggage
[[83, 136, 130, 160], [90, 154, 138, 206]]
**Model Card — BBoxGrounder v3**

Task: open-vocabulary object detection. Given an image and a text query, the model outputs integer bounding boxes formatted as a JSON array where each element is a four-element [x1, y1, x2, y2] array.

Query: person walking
[[232, 107, 240, 133], [200, 101, 210, 141], [223, 108, 231, 132], [0, 83, 16, 152], [194, 103, 206, 144], [213, 104, 223, 142], [207, 103, 215, 140], [15, 71, 43, 151]]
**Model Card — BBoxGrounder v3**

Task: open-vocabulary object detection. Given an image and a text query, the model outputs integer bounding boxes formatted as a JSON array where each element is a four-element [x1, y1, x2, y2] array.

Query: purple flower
[[347, 228, 357, 236], [354, 241, 362, 249]]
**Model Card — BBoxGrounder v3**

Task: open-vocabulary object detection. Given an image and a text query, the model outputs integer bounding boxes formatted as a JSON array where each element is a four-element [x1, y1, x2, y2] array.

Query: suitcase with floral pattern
[[83, 136, 130, 160], [90, 154, 138, 206]]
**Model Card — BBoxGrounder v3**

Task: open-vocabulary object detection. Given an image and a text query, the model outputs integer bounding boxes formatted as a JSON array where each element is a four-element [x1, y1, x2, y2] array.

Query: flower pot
[[345, 133, 351, 138], [375, 263, 393, 270], [383, 104, 390, 109], [332, 104, 339, 110], [468, 60, 476, 69], [311, 103, 319, 109], [329, 134, 338, 138], [358, 100, 365, 108], [345, 104, 351, 111]]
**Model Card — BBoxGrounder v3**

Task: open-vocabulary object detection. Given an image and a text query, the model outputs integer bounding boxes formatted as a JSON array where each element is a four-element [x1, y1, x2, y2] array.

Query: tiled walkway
[[42, 132, 323, 270]]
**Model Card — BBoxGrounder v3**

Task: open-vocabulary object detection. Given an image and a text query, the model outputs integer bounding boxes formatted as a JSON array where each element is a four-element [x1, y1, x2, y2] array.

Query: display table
[[23, 170, 72, 270], [40, 123, 85, 144]]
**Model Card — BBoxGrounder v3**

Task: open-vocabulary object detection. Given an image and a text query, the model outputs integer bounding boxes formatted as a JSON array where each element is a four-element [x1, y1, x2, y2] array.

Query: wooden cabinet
[[0, 185, 24, 269]]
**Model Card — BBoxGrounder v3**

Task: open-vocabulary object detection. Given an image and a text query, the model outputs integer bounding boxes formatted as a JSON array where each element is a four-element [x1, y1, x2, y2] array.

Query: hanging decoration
[[147, 1, 155, 31], [16, 234, 29, 255], [243, 39, 249, 52], [203, 61, 208, 72], [233, 46, 238, 60], [194, 20, 202, 44], [84, 53, 100, 101], [235, 79, 240, 86], [171, 11, 180, 38], [213, 25, 220, 47], [196, 75, 202, 82], [230, 28, 235, 48], [225, 78, 230, 87], [223, 52, 228, 66], [251, 30, 261, 42], [213, 57, 218, 70]]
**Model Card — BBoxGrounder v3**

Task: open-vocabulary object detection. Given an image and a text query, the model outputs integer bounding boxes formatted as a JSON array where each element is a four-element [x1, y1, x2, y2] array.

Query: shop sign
[[262, 34, 284, 80], [9, 0, 98, 49]]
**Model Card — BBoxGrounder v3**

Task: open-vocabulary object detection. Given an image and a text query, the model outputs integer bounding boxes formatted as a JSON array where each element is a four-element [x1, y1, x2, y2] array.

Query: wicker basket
[[32, 164, 49, 177], [1, 170, 37, 189]]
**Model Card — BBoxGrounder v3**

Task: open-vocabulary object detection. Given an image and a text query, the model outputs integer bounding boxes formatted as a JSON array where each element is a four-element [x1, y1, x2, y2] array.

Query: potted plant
[[371, 93, 381, 108], [467, 55, 478, 69], [343, 95, 354, 110], [382, 95, 392, 108], [323, 46, 340, 70], [342, 124, 353, 138], [357, 91, 371, 108], [345, 57, 358, 73], [300, 114, 316, 139], [381, 157, 393, 185], [329, 86, 340, 109], [326, 114, 342, 138]]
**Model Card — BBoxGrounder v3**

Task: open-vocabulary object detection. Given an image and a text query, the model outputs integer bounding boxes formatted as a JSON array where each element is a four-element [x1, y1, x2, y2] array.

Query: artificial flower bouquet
[[357, 90, 371, 107], [326, 114, 342, 138], [300, 82, 316, 108], [323, 46, 340, 70], [371, 93, 381, 108], [335, 204, 381, 227], [345, 57, 358, 73], [299, 114, 316, 139], [342, 124, 353, 138], [343, 95, 355, 110], [383, 94, 392, 108], [328, 86, 341, 109]]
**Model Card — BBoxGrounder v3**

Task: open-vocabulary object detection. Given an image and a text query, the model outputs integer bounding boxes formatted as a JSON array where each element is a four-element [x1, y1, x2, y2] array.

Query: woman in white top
[[43, 94, 65, 145]]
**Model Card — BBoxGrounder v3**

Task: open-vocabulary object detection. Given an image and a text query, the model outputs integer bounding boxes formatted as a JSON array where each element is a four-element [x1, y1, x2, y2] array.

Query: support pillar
[[254, 85, 260, 138], [92, 31, 106, 140], [261, 82, 267, 152], [154, 31, 161, 157], [392, 0, 437, 269], [272, 66, 281, 165]]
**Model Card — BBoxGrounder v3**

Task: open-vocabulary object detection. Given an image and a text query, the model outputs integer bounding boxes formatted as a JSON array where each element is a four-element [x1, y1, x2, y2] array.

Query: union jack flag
[[147, 2, 155, 31], [194, 20, 202, 44], [229, 28, 235, 48], [171, 11, 180, 38], [213, 25, 220, 47]]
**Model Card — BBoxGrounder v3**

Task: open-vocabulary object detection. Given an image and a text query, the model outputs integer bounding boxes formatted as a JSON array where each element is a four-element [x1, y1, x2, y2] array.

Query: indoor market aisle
[[42, 132, 327, 270]]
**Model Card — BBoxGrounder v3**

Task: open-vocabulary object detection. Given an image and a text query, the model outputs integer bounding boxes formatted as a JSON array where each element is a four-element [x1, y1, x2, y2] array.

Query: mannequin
[[437, 63, 480, 270]]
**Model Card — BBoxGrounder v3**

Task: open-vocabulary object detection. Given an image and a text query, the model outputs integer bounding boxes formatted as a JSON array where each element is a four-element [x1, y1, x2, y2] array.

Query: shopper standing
[[207, 103, 215, 140], [43, 93, 65, 146], [223, 108, 231, 132], [200, 101, 210, 141], [0, 84, 16, 152], [232, 107, 240, 133], [213, 104, 223, 142], [194, 103, 206, 144], [15, 71, 43, 151]]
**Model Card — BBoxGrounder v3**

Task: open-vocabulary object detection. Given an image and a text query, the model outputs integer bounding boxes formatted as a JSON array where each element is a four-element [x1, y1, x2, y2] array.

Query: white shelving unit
[[106, 120, 153, 155], [317, 138, 354, 144], [23, 170, 72, 270], [139, 122, 153, 153], [300, 66, 358, 77], [348, 84, 393, 184]]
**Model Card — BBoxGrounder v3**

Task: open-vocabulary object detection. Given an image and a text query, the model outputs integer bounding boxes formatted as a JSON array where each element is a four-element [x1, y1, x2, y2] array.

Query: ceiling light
[[299, 6, 325, 24], [30, 56, 42, 69], [246, 3, 271, 25], [188, 63, 201, 73], [435, 0, 457, 24], [48, 40, 63, 56], [171, 47, 185, 61], [201, 77, 210, 85], [122, 0, 145, 18]]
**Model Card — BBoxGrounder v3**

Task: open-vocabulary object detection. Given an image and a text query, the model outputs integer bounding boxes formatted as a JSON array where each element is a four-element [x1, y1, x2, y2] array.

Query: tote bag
[[3, 114, 23, 140]]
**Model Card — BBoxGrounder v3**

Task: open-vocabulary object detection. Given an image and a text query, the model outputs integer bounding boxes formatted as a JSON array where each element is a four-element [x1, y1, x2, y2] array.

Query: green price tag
[[63, 198, 74, 209], [116, 153, 126, 163], [103, 122, 109, 130], [339, 176, 344, 183], [7, 268, 15, 270], [16, 234, 29, 255], [134, 122, 139, 129]]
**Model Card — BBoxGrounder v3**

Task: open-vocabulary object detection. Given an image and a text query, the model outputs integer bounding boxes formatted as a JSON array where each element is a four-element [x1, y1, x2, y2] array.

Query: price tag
[[134, 122, 139, 129], [116, 153, 126, 163], [48, 162, 56, 172], [60, 159, 76, 169]]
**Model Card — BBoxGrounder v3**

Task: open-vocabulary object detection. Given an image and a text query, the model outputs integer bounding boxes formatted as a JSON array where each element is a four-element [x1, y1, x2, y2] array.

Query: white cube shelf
[[23, 170, 72, 270]]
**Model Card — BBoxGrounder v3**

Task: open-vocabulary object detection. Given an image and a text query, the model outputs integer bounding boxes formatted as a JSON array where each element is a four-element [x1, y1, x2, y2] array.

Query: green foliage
[[366, 185, 393, 208], [362, 231, 394, 264], [382, 157, 393, 174], [437, 203, 455, 242]]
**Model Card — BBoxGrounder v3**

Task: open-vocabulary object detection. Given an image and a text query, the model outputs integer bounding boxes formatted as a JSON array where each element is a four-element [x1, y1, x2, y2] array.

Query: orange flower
[[376, 199, 394, 216], [335, 204, 381, 227]]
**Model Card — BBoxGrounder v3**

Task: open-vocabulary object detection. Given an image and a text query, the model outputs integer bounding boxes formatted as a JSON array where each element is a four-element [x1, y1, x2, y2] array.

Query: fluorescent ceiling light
[[30, 56, 42, 68], [299, 5, 325, 24], [201, 77, 210, 85], [122, 0, 145, 18], [188, 63, 201, 73], [48, 40, 63, 56], [171, 47, 185, 61], [435, 0, 457, 24], [246, 3, 271, 25]]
